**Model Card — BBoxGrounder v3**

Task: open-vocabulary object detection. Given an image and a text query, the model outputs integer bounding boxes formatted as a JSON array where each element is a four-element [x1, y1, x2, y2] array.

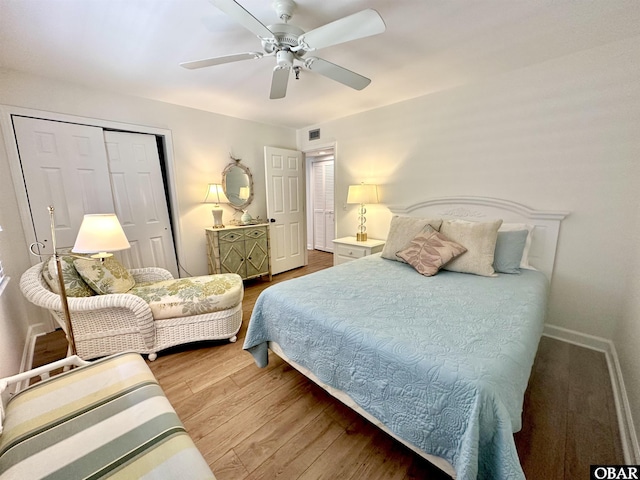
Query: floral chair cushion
[[130, 274, 243, 320], [74, 256, 135, 295], [42, 255, 95, 297]]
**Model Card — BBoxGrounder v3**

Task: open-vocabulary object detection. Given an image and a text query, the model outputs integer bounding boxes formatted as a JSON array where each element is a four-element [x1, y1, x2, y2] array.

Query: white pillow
[[440, 218, 503, 277], [499, 223, 535, 269], [381, 216, 443, 263]]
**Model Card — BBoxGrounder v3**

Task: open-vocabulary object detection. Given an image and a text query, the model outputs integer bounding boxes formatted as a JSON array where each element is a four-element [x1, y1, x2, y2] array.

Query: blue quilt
[[243, 254, 548, 479]]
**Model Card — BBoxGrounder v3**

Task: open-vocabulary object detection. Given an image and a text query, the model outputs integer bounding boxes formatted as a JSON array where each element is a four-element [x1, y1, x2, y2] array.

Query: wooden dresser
[[206, 224, 271, 281]]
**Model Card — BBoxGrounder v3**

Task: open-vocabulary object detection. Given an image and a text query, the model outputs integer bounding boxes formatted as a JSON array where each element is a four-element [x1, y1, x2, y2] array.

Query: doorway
[[305, 148, 335, 253]]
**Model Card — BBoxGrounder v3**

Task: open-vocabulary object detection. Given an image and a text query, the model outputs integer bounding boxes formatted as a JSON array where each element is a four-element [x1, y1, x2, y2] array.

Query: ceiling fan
[[180, 0, 386, 99]]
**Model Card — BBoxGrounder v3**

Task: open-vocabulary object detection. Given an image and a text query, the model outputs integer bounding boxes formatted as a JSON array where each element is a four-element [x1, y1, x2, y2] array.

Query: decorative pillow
[[42, 254, 95, 297], [73, 256, 135, 295], [499, 223, 535, 269], [396, 226, 467, 276], [493, 230, 528, 274], [440, 218, 503, 277], [381, 216, 443, 263]]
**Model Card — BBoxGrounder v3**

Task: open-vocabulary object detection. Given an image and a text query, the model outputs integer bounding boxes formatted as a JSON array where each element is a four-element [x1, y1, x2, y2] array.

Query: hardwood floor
[[33, 250, 624, 479]]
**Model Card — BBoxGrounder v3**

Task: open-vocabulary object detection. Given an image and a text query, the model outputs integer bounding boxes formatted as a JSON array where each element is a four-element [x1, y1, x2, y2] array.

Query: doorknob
[[269, 218, 276, 223]]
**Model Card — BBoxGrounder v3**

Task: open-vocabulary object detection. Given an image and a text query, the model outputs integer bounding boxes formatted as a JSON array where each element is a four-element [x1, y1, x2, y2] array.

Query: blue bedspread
[[243, 254, 548, 479]]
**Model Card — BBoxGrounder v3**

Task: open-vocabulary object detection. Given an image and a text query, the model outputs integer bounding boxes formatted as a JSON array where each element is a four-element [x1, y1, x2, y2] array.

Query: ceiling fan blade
[[305, 57, 371, 90], [209, 0, 275, 40], [297, 9, 385, 51], [180, 52, 263, 69], [270, 67, 290, 99]]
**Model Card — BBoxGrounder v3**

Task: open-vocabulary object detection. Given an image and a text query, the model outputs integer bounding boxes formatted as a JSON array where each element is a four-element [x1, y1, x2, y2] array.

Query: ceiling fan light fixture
[[276, 50, 294, 68]]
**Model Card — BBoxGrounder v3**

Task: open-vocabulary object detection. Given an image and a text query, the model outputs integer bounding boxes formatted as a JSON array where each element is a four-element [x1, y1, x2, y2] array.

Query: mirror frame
[[222, 157, 254, 211]]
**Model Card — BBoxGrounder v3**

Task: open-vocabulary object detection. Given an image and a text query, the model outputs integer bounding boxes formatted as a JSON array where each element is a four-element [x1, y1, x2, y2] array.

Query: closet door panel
[[104, 131, 178, 277], [13, 116, 115, 254]]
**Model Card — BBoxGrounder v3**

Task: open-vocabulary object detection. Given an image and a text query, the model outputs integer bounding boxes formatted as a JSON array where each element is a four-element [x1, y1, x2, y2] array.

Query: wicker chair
[[20, 262, 243, 361]]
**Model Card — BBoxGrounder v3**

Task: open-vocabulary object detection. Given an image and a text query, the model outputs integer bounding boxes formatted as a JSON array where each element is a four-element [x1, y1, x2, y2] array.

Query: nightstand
[[332, 236, 386, 266]]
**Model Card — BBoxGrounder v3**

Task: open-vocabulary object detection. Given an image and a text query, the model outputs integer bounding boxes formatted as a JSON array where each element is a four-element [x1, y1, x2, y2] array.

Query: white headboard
[[388, 196, 569, 281]]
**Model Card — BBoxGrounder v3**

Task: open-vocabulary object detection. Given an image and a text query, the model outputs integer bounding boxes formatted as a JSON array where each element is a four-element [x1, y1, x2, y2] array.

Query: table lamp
[[347, 183, 379, 241], [203, 183, 229, 228]]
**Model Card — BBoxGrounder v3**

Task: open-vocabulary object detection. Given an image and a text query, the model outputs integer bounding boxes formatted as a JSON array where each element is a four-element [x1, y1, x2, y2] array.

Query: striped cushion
[[0, 353, 215, 479]]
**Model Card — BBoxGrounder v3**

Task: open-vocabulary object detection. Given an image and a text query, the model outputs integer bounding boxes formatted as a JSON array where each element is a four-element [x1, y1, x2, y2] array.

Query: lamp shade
[[203, 183, 229, 205], [347, 184, 379, 204], [72, 214, 130, 254]]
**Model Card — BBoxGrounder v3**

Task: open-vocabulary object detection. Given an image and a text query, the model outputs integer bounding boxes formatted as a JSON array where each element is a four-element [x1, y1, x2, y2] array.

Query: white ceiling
[[1, 1, 639, 129]]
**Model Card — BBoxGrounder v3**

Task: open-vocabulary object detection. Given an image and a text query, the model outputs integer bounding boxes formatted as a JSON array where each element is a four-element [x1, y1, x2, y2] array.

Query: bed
[[243, 196, 568, 480]]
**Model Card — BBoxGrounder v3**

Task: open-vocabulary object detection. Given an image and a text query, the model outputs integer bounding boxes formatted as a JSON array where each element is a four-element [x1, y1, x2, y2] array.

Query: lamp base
[[211, 207, 224, 229], [356, 232, 367, 242]]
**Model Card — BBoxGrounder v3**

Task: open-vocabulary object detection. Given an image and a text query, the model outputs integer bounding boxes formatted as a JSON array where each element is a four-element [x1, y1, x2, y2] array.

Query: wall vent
[[308, 128, 320, 141]]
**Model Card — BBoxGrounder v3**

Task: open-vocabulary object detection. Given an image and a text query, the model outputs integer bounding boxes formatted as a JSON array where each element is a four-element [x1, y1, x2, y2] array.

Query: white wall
[[0, 68, 296, 376], [0, 126, 33, 378]]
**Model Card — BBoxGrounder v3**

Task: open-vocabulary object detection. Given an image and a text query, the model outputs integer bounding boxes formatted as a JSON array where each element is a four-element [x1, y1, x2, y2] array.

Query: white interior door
[[264, 146, 306, 275], [313, 160, 335, 252], [13, 116, 115, 253], [104, 131, 178, 276]]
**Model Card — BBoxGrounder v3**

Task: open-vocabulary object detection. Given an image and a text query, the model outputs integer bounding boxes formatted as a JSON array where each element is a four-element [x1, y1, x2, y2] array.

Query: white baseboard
[[543, 324, 640, 464]]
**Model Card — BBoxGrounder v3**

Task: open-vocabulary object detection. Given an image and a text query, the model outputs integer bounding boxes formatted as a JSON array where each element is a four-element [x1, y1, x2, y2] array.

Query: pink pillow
[[396, 226, 467, 276]]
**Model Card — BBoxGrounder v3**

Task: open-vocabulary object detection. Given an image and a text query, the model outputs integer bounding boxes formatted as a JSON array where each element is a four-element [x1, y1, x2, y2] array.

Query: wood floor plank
[[185, 349, 255, 394], [232, 377, 332, 473], [345, 430, 412, 480], [244, 411, 345, 480], [298, 418, 382, 480], [167, 376, 240, 422], [210, 448, 249, 480], [514, 336, 571, 479], [183, 359, 302, 443], [198, 374, 312, 464], [229, 351, 285, 389], [565, 344, 624, 478]]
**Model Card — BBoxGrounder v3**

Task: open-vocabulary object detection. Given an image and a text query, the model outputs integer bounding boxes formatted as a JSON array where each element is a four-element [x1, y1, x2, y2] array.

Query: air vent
[[308, 128, 320, 141]]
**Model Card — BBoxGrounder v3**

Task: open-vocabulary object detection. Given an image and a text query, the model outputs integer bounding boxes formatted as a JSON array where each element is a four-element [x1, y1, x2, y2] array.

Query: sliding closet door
[[104, 131, 178, 276], [13, 116, 115, 254], [13, 116, 179, 277]]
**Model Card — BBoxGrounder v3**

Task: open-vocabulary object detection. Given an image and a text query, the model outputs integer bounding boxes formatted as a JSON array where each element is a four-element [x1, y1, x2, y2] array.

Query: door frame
[[0, 105, 183, 270], [304, 143, 336, 251]]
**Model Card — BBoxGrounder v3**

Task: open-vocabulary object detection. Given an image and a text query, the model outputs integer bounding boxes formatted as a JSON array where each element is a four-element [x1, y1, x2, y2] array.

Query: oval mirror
[[222, 158, 253, 211]]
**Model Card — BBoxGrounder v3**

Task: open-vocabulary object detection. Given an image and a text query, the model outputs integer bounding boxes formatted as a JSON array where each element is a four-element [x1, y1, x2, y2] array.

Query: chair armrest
[[20, 265, 157, 348], [130, 267, 174, 283]]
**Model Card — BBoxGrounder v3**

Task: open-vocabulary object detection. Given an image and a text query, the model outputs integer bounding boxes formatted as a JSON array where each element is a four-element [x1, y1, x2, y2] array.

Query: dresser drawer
[[335, 244, 366, 260], [218, 230, 245, 244]]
